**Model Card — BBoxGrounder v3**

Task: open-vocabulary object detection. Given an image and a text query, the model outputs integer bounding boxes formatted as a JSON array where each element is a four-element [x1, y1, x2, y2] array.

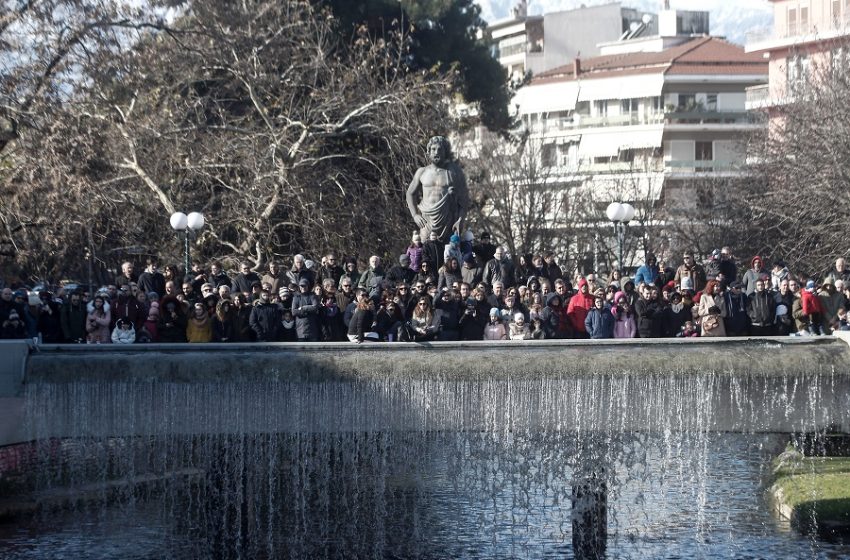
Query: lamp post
[[605, 202, 635, 275], [170, 211, 205, 281]]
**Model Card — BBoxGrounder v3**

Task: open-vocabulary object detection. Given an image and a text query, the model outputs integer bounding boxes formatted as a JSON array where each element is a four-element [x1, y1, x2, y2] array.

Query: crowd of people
[[2, 231, 849, 344]]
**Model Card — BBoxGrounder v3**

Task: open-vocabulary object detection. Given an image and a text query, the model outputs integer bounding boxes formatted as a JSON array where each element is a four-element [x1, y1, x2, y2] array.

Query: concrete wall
[[4, 337, 849, 447], [0, 340, 32, 449]]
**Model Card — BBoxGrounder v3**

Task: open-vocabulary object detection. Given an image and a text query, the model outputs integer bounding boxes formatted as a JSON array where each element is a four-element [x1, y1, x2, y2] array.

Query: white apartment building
[[487, 1, 658, 81]]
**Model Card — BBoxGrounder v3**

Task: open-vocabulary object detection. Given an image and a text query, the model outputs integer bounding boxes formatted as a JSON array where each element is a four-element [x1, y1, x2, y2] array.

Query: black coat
[[635, 298, 663, 338], [291, 293, 320, 341], [249, 302, 282, 342]]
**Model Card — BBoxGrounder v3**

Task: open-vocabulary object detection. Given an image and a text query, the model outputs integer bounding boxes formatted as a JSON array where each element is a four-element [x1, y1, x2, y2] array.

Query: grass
[[770, 448, 850, 535]]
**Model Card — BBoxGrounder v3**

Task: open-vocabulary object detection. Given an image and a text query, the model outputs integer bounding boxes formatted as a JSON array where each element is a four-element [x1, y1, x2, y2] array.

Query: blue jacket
[[584, 305, 615, 339], [633, 264, 659, 287]]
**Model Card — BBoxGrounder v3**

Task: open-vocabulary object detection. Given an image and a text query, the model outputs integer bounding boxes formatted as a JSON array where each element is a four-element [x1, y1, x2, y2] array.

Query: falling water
[[2, 341, 850, 558]]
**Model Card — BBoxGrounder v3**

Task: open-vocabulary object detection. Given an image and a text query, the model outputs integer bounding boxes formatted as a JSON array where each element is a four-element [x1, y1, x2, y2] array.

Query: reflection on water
[[0, 433, 847, 559]]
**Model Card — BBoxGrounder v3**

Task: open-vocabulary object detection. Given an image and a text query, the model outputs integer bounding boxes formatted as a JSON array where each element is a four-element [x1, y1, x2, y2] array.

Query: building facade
[[745, 0, 850, 113], [464, 10, 767, 273]]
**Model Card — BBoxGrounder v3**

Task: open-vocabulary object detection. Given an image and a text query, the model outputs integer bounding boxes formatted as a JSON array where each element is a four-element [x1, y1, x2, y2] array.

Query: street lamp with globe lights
[[605, 202, 635, 276], [170, 211, 205, 281]]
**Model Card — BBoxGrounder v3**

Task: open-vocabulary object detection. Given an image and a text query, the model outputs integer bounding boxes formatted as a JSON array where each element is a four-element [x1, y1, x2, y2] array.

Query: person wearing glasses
[[674, 251, 706, 294], [401, 297, 439, 342], [320, 254, 344, 287]]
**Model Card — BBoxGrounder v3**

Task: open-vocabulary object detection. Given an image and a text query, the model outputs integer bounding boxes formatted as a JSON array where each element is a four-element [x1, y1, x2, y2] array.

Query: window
[[800, 6, 809, 32], [787, 54, 810, 95], [833, 48, 846, 78], [706, 94, 718, 111], [695, 141, 713, 172], [541, 144, 556, 168], [620, 98, 639, 114], [678, 94, 697, 111], [695, 141, 713, 161], [788, 7, 797, 36], [618, 148, 635, 163], [834, 0, 842, 25], [593, 100, 608, 117]]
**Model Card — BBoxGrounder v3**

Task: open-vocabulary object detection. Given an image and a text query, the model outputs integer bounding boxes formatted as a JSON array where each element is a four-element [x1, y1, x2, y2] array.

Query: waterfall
[[3, 341, 850, 558]]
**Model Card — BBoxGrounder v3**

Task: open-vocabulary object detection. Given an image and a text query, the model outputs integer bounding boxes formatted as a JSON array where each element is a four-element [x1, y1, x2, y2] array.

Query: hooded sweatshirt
[[567, 278, 595, 334]]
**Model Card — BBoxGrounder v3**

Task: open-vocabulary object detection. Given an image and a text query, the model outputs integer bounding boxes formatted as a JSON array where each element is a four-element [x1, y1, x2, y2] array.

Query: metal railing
[[530, 109, 752, 134], [746, 17, 850, 45]]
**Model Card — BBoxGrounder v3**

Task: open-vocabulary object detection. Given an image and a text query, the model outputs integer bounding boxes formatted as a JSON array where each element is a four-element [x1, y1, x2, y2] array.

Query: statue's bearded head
[[427, 136, 452, 164]]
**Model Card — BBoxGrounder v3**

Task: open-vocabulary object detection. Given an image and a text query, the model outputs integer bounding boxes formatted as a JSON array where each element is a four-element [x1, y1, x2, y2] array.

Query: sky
[[475, 0, 774, 45]]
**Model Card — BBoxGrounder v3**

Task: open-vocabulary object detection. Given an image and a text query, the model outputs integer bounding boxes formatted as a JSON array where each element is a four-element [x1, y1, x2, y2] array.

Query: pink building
[[746, 0, 850, 113]]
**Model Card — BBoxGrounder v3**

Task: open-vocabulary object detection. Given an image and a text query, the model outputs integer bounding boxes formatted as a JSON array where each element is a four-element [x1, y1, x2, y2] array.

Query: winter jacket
[[633, 264, 659, 287], [461, 264, 484, 286], [747, 290, 775, 327], [357, 267, 384, 291], [741, 257, 767, 296], [387, 265, 415, 288], [437, 269, 462, 292], [661, 304, 690, 337], [348, 307, 375, 341], [37, 300, 63, 343], [539, 294, 568, 339], [285, 266, 315, 290], [458, 300, 489, 341], [483, 321, 507, 340], [584, 306, 615, 339], [483, 257, 516, 289], [186, 315, 213, 343], [85, 306, 111, 344], [674, 263, 707, 293], [613, 313, 637, 339], [291, 292, 321, 341], [509, 322, 532, 340], [232, 271, 261, 295], [111, 325, 136, 344], [567, 279, 595, 334], [60, 300, 88, 342], [635, 298, 663, 338], [137, 271, 166, 298], [249, 301, 282, 342], [406, 245, 424, 272], [724, 292, 751, 334]]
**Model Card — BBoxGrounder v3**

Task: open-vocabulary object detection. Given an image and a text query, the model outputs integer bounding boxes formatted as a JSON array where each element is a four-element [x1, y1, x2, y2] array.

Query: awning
[[578, 134, 619, 158], [513, 81, 579, 114], [616, 127, 664, 150], [583, 173, 666, 202], [577, 74, 665, 102]]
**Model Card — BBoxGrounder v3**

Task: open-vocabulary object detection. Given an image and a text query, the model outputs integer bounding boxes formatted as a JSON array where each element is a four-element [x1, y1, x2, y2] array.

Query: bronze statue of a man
[[406, 136, 469, 243]]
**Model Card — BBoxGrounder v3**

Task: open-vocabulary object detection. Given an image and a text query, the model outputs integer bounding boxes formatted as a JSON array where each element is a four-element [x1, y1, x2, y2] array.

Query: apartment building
[[514, 34, 766, 202], [487, 1, 657, 81], [745, 0, 850, 112]]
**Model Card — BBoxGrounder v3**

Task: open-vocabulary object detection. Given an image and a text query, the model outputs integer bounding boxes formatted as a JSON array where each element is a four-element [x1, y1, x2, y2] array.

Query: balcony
[[529, 109, 753, 135], [665, 160, 743, 174], [746, 18, 850, 53], [745, 84, 771, 110]]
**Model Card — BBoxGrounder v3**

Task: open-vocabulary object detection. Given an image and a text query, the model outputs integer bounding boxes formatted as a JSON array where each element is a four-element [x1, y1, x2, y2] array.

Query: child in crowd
[[111, 318, 136, 344], [677, 320, 700, 338]]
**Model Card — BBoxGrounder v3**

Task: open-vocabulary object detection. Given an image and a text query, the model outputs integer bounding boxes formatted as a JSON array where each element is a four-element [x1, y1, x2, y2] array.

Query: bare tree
[[1, 1, 455, 280], [746, 38, 850, 275]]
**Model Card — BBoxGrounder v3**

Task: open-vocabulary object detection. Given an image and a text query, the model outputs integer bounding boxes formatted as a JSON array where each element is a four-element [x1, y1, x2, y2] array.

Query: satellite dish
[[630, 22, 640, 31], [642, 14, 652, 24]]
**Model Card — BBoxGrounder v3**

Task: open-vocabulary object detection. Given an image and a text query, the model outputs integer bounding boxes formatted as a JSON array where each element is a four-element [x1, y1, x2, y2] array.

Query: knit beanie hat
[[489, 307, 500, 317], [450, 233, 460, 244], [412, 232, 421, 243]]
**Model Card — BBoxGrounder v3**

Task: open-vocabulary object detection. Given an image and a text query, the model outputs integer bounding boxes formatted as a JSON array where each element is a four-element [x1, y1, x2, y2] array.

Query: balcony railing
[[746, 17, 850, 46], [745, 84, 770, 108], [529, 109, 752, 134], [665, 160, 742, 173]]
